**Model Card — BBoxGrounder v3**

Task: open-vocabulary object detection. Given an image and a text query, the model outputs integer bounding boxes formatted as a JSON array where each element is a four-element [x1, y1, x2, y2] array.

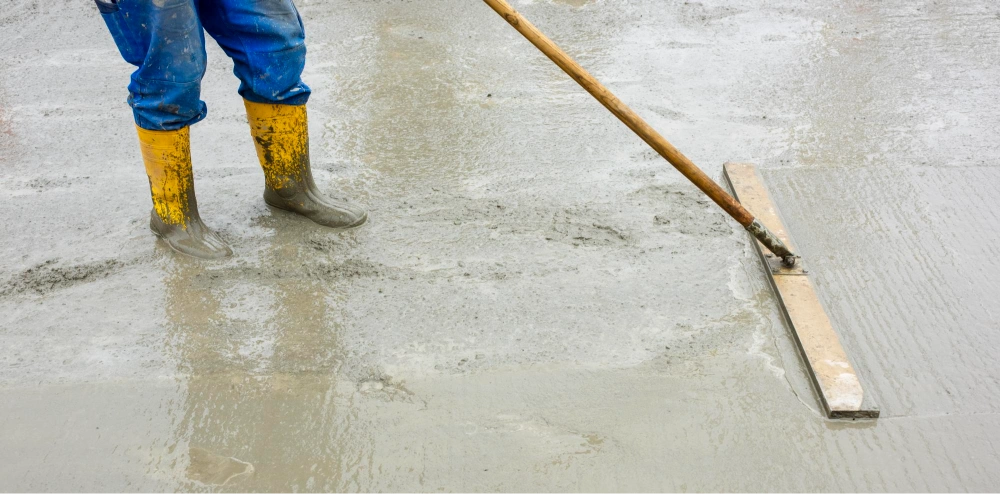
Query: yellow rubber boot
[[244, 100, 367, 230], [136, 125, 232, 259]]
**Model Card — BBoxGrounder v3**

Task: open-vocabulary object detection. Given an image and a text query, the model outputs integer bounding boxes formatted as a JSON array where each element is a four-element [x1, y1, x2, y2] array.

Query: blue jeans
[[96, 0, 311, 130]]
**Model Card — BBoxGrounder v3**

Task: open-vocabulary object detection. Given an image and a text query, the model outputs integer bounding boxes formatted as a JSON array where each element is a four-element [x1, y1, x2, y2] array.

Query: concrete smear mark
[[550, 0, 593, 6], [464, 414, 606, 466], [186, 447, 254, 486], [633, 184, 731, 237], [357, 374, 423, 405], [0, 258, 126, 298]]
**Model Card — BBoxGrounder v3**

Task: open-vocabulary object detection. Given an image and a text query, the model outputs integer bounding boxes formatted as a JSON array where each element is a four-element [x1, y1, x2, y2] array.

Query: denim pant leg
[[97, 0, 209, 130], [197, 0, 311, 105]]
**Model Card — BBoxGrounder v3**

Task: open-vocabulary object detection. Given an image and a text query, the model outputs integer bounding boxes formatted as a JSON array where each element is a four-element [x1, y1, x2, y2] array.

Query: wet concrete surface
[[2, 0, 1000, 490]]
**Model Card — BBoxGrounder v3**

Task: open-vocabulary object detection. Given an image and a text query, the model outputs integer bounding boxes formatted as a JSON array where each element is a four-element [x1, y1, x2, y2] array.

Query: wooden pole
[[482, 0, 797, 264]]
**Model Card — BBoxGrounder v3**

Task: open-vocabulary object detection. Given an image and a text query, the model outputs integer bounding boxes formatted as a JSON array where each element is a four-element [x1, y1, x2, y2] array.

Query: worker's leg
[[97, 0, 232, 258], [195, 0, 310, 105], [97, 0, 210, 129], [198, 0, 367, 229]]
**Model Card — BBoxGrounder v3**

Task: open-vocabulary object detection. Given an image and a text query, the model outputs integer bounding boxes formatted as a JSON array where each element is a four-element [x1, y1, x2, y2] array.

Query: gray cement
[[2, 0, 1000, 490]]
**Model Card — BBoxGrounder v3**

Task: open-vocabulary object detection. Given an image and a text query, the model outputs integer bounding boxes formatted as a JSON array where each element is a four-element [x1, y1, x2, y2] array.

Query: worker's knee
[[128, 29, 208, 130], [143, 0, 207, 84], [228, 0, 311, 104]]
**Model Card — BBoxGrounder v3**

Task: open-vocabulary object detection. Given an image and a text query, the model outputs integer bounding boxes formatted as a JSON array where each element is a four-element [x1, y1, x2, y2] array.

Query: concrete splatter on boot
[[244, 100, 367, 230], [136, 126, 233, 259]]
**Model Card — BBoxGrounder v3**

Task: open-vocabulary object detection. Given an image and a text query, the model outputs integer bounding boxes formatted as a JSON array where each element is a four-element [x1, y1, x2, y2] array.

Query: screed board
[[723, 162, 878, 419]]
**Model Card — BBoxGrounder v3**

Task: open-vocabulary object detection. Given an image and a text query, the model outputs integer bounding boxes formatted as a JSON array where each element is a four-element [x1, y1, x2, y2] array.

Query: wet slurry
[[2, 0, 1000, 490]]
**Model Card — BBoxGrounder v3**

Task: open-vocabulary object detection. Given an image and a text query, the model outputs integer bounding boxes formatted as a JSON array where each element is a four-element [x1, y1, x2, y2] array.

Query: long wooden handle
[[483, 0, 753, 226]]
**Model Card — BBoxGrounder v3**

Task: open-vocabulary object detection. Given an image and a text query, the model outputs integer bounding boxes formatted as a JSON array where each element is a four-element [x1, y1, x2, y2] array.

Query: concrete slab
[[724, 162, 877, 419], [2, 0, 1000, 490]]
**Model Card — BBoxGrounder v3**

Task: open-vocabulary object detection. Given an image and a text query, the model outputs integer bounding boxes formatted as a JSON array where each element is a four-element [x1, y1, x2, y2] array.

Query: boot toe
[[264, 188, 368, 230], [176, 231, 234, 259], [151, 211, 234, 260], [319, 204, 367, 229], [314, 200, 368, 230]]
